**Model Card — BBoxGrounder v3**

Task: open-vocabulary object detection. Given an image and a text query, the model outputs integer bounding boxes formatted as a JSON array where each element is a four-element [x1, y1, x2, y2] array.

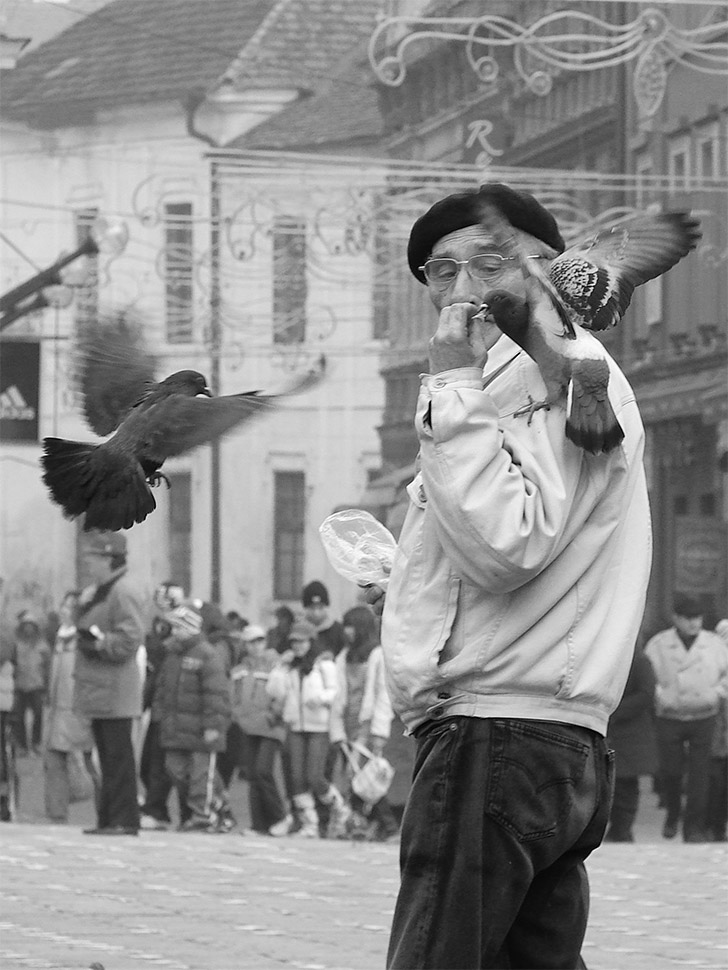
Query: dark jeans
[[286, 731, 330, 799], [92, 718, 140, 830], [140, 720, 174, 822], [655, 715, 714, 838], [15, 689, 44, 749], [217, 722, 246, 789], [240, 733, 287, 831], [387, 717, 614, 970]]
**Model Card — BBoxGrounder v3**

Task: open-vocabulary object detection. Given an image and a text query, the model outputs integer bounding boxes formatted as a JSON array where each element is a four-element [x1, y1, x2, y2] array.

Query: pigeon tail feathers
[[565, 360, 625, 455], [41, 437, 155, 531]]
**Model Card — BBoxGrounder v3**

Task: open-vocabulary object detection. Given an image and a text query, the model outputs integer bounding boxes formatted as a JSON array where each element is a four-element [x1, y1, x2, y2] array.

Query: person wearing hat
[[153, 602, 232, 832], [266, 618, 346, 837], [644, 594, 728, 842], [231, 623, 291, 836], [301, 581, 346, 658], [73, 530, 148, 835], [368, 183, 652, 968]]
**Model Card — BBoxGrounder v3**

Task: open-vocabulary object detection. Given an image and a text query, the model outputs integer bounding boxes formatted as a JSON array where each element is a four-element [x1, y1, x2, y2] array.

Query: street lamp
[[0, 217, 128, 330]]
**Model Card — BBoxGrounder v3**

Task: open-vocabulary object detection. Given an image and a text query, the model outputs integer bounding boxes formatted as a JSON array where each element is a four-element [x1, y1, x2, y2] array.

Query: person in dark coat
[[74, 530, 148, 835], [605, 646, 657, 841], [154, 603, 232, 832]]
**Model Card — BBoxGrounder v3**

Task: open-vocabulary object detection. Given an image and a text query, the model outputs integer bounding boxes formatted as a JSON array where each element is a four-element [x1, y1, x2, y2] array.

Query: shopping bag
[[343, 740, 394, 806], [68, 751, 95, 803]]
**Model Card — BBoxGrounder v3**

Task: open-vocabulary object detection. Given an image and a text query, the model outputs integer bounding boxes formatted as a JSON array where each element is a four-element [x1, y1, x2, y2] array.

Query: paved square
[[1, 824, 726, 970]]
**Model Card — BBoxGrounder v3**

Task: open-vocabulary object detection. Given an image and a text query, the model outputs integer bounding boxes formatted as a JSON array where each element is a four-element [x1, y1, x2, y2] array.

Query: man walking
[[74, 530, 147, 835], [645, 594, 728, 842]]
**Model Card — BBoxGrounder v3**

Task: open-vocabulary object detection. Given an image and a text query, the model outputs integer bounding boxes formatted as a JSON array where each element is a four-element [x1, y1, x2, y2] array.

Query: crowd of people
[[0, 532, 402, 840]]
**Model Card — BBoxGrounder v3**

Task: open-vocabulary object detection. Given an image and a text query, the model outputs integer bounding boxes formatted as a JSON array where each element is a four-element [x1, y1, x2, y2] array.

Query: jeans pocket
[[485, 720, 590, 842]]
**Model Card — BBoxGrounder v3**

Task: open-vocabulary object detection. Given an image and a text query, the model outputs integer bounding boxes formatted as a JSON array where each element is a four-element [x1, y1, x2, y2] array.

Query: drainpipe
[[186, 92, 222, 604]]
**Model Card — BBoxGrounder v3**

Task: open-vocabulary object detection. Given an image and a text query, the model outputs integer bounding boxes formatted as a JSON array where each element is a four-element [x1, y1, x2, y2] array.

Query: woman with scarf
[[329, 606, 396, 840]]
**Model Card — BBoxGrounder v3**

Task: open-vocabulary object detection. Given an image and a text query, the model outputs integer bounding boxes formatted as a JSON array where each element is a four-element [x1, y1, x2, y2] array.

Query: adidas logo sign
[[0, 385, 36, 421]]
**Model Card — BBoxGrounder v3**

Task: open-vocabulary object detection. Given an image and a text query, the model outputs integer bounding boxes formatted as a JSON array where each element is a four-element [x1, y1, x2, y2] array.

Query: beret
[[407, 182, 566, 284]]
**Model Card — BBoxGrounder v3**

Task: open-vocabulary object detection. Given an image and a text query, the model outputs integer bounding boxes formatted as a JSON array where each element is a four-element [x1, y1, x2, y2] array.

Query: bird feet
[[513, 396, 550, 425], [146, 471, 171, 489]]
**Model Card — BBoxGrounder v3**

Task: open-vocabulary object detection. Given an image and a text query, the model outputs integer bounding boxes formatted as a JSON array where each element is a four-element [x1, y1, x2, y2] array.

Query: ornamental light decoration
[[369, 3, 728, 119]]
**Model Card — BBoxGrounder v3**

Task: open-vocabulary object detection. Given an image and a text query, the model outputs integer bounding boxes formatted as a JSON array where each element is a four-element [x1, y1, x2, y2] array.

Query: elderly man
[[376, 183, 651, 969], [74, 530, 148, 835]]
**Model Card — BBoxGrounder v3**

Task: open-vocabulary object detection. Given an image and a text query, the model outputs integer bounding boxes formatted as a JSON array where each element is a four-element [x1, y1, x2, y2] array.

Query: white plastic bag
[[319, 509, 397, 589]]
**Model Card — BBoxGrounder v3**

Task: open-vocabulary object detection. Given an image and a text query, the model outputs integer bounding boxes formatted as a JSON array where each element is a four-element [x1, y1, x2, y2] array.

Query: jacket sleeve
[[266, 664, 289, 707], [365, 648, 393, 740], [313, 658, 338, 708], [201, 648, 232, 734], [95, 581, 148, 665], [416, 367, 624, 593]]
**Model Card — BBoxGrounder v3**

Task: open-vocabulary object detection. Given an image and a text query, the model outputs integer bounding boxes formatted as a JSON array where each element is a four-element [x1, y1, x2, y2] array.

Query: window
[[74, 208, 99, 329], [668, 137, 690, 191], [164, 202, 193, 343], [635, 152, 654, 208], [272, 216, 307, 344], [168, 471, 192, 595], [696, 124, 719, 179], [273, 471, 306, 599]]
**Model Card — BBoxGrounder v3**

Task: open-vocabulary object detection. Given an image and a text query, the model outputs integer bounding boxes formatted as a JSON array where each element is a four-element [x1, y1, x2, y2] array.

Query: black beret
[[407, 182, 566, 284]]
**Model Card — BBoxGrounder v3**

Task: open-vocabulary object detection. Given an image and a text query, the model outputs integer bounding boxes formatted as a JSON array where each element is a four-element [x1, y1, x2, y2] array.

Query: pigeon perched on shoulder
[[476, 205, 700, 453], [483, 285, 623, 455]]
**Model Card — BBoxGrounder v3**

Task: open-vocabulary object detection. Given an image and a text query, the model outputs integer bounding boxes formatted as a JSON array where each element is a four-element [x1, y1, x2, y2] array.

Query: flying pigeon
[[42, 312, 322, 530], [518, 208, 701, 333], [483, 285, 624, 455]]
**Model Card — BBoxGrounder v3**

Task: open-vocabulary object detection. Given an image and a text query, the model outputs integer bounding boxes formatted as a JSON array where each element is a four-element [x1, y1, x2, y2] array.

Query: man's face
[[84, 551, 113, 583], [304, 602, 327, 627], [424, 224, 534, 347], [674, 613, 703, 638]]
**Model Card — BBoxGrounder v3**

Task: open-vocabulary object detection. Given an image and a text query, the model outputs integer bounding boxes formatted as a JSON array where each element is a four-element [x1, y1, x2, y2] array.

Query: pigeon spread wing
[[75, 310, 157, 436], [140, 367, 324, 462], [549, 211, 701, 331]]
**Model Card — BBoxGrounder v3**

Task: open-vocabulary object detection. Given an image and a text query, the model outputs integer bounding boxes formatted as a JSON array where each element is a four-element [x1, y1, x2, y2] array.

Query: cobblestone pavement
[[1, 823, 726, 970]]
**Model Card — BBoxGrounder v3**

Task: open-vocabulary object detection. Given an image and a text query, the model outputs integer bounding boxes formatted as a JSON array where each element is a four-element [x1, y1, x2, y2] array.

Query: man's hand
[[363, 584, 386, 617], [429, 302, 490, 373]]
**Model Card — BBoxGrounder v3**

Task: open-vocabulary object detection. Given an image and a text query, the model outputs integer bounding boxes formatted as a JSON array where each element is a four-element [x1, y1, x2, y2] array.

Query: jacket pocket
[[485, 720, 589, 842]]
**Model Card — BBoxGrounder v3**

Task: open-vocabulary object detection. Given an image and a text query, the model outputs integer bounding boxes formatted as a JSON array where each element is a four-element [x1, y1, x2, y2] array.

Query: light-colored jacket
[[329, 646, 393, 744], [381, 334, 651, 736], [73, 570, 148, 719], [266, 655, 337, 733], [644, 628, 728, 721]]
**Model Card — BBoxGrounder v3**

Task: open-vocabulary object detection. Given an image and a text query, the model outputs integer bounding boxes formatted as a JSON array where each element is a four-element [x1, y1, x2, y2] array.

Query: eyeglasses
[[419, 253, 542, 284]]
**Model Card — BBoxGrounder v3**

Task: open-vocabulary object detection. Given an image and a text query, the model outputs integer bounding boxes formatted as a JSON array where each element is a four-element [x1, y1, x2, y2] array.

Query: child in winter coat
[[153, 604, 232, 833], [11, 611, 51, 754], [266, 618, 347, 837], [231, 623, 290, 836]]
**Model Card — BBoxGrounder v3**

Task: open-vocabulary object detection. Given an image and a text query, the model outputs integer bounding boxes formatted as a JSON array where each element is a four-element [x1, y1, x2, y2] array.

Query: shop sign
[[0, 340, 40, 442], [674, 517, 727, 594]]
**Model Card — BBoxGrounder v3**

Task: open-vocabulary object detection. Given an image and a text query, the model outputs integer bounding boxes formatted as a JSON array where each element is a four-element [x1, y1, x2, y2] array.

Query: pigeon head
[[483, 289, 530, 344], [160, 370, 212, 397]]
